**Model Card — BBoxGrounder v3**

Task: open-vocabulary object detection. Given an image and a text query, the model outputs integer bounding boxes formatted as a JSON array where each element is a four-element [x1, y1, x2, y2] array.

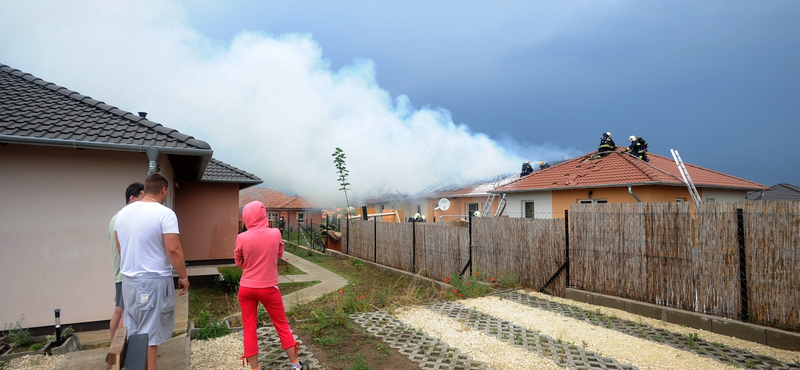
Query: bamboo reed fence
[[472, 217, 566, 296], [338, 201, 799, 332]]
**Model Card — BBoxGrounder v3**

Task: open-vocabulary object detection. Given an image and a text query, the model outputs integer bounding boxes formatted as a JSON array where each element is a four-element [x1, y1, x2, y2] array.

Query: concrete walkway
[[279, 250, 349, 309]]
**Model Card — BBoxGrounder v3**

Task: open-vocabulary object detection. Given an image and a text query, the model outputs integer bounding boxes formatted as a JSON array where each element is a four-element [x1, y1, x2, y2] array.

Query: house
[[239, 188, 322, 230], [491, 148, 767, 218], [747, 183, 800, 201], [0, 63, 261, 329], [366, 175, 518, 222]]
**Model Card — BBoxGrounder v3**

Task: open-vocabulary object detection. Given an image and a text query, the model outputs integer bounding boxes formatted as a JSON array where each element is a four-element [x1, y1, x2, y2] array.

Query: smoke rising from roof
[[0, 0, 579, 206]]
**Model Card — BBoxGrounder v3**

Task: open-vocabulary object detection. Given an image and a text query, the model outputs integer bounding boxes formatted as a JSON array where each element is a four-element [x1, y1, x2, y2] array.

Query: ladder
[[494, 194, 507, 217], [481, 193, 496, 217], [670, 149, 702, 205]]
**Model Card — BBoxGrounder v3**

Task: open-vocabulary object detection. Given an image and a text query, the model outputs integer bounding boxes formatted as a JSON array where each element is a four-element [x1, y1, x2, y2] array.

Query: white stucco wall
[[0, 144, 174, 328], [699, 188, 749, 202], [501, 191, 554, 219]]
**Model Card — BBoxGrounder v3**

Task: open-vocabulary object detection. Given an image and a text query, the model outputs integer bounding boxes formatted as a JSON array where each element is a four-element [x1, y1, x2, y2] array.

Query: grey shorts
[[122, 274, 176, 346], [114, 282, 125, 309]]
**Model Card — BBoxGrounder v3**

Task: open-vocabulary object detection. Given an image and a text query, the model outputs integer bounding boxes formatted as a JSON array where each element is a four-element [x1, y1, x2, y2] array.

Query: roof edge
[[0, 135, 213, 158]]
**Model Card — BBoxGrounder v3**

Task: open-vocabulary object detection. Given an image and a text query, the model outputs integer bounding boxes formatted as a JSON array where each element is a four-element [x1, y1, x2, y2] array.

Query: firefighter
[[520, 160, 534, 176], [539, 161, 550, 169], [598, 132, 616, 153], [625, 135, 649, 162]]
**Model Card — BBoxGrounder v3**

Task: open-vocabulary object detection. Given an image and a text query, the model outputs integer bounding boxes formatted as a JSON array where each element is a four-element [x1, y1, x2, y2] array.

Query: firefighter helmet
[[629, 135, 636, 142]]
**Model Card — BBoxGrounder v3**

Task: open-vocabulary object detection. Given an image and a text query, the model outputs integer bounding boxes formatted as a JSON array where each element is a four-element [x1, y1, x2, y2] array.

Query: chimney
[[138, 112, 147, 118]]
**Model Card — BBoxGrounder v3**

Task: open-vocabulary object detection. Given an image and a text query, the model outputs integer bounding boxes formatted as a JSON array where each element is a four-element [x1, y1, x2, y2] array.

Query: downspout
[[146, 147, 159, 175], [627, 185, 642, 202]]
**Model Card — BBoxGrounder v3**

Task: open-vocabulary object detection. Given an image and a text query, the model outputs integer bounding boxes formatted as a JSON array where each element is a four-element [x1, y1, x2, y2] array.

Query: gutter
[[1, 135, 213, 180], [627, 185, 642, 202]]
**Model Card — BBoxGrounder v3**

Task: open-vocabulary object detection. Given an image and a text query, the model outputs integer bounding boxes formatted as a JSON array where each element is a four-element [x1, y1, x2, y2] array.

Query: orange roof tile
[[239, 188, 317, 209], [495, 148, 766, 192]]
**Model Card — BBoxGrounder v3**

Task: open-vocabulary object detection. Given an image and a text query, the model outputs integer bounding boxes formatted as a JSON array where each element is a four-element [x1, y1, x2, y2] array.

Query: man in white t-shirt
[[115, 173, 189, 370]]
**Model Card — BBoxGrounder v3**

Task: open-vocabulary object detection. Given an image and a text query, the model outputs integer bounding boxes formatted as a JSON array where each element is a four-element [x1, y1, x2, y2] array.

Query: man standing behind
[[115, 173, 189, 370], [108, 182, 144, 343]]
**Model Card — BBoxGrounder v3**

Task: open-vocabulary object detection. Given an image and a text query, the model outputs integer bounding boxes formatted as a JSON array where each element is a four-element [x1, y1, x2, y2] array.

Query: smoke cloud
[[0, 0, 579, 206]]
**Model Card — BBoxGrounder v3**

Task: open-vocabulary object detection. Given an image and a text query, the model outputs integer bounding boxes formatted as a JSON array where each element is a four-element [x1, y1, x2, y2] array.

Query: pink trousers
[[238, 286, 297, 358]]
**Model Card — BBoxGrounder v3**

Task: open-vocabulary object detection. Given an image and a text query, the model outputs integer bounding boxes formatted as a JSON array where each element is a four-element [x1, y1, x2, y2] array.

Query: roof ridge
[[0, 62, 211, 150], [620, 152, 683, 183]]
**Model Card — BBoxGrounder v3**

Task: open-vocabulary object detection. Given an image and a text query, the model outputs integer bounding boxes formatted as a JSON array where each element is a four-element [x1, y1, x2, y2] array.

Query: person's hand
[[178, 278, 190, 296]]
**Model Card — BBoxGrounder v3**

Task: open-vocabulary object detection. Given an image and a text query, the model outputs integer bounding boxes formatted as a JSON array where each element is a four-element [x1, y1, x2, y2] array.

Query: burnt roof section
[[202, 158, 263, 189]]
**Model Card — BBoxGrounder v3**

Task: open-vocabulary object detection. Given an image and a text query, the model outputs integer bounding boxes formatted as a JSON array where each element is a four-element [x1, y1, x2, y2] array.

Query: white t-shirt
[[115, 201, 180, 277]]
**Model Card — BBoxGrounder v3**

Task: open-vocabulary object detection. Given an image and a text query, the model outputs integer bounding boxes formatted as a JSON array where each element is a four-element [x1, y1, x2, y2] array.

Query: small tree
[[332, 147, 351, 213]]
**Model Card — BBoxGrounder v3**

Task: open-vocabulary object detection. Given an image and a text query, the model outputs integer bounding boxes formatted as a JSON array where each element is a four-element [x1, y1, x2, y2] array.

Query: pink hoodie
[[235, 201, 284, 288]]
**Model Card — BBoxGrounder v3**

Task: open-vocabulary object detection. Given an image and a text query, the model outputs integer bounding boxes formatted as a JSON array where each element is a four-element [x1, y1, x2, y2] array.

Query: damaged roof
[[494, 148, 767, 193]]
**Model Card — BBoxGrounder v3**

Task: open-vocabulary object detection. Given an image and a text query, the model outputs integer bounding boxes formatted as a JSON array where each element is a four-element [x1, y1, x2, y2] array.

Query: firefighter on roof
[[625, 135, 649, 162], [520, 160, 534, 176], [539, 161, 550, 169], [597, 132, 616, 154]]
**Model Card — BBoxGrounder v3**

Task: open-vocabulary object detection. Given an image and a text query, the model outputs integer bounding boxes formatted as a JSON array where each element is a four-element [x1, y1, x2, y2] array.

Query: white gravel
[[394, 306, 566, 370], [1, 354, 64, 370], [519, 290, 800, 364], [190, 331, 245, 370], [463, 296, 729, 370]]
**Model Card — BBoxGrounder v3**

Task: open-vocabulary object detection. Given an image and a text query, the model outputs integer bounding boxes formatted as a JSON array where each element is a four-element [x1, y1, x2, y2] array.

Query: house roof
[[201, 159, 262, 189], [239, 188, 318, 209], [412, 174, 521, 199], [747, 183, 800, 201], [0, 62, 214, 180], [494, 148, 767, 193]]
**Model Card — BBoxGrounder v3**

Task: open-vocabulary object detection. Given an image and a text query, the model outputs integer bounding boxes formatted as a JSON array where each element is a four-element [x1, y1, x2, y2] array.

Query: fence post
[[737, 208, 748, 322], [412, 220, 416, 273], [468, 212, 473, 277], [374, 216, 377, 263], [346, 215, 349, 254], [565, 209, 570, 288]]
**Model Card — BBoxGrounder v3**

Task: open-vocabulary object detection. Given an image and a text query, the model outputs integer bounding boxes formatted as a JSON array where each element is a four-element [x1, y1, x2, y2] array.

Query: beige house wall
[[0, 144, 175, 328]]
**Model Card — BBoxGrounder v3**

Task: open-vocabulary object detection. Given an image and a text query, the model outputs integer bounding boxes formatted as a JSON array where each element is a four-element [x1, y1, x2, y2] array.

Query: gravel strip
[[395, 306, 566, 370], [520, 291, 800, 364], [191, 332, 245, 370], [464, 296, 731, 370], [0, 354, 64, 370]]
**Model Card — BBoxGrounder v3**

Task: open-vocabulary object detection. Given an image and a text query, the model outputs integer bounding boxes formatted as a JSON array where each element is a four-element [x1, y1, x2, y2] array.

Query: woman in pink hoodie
[[235, 201, 309, 370]]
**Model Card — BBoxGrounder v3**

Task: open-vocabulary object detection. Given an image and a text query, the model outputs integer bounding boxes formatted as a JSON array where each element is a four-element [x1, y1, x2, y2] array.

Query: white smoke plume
[[0, 0, 579, 206]]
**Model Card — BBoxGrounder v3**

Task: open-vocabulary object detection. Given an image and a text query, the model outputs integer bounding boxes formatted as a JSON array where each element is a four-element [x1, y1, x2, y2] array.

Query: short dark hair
[[144, 173, 169, 195], [125, 182, 145, 205]]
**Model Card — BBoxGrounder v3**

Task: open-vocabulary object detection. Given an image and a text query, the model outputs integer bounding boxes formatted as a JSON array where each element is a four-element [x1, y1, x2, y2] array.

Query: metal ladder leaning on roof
[[481, 193, 496, 217], [670, 149, 702, 205]]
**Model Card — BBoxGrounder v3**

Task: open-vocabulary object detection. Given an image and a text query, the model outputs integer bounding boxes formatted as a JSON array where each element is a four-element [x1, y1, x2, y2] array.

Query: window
[[268, 212, 279, 219], [297, 212, 306, 223], [467, 203, 479, 214], [523, 201, 535, 219], [579, 199, 607, 204]]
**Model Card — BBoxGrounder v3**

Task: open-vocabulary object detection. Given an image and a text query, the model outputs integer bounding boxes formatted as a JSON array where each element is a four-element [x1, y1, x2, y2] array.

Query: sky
[[1, 1, 798, 206]]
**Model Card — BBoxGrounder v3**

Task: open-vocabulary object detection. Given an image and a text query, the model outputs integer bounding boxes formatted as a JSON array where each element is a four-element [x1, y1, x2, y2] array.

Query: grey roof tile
[[0, 62, 211, 151], [202, 158, 262, 185]]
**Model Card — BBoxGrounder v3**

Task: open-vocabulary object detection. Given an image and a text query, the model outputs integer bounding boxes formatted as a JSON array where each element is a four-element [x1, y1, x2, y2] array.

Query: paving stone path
[[429, 301, 637, 370], [255, 325, 320, 369], [501, 291, 800, 370], [352, 311, 494, 370]]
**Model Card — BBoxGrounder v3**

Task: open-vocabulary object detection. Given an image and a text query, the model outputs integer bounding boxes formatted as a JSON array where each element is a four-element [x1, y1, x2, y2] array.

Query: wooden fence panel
[[642, 202, 693, 309], [745, 201, 800, 332], [694, 202, 740, 319], [344, 219, 375, 261], [472, 217, 566, 295], [415, 223, 469, 281], [376, 222, 413, 271]]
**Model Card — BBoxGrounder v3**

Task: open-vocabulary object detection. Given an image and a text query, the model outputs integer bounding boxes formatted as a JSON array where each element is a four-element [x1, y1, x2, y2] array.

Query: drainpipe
[[627, 185, 642, 202], [146, 146, 159, 175]]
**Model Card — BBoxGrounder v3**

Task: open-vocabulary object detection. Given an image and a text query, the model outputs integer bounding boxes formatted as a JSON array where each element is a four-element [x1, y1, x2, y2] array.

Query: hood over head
[[242, 201, 269, 229]]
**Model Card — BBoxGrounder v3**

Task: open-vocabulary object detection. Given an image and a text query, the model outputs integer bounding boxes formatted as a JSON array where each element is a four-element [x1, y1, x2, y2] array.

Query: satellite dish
[[438, 198, 451, 211]]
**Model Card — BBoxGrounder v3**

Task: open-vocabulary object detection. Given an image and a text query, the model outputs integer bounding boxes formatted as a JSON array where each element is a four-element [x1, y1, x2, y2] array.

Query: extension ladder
[[670, 149, 702, 205]]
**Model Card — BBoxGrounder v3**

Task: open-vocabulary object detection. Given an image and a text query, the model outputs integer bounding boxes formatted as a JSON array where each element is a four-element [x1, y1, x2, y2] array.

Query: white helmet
[[421, 215, 427, 220], [473, 211, 480, 217], [606, 132, 612, 137], [524, 160, 530, 164], [414, 213, 421, 219], [629, 135, 636, 142]]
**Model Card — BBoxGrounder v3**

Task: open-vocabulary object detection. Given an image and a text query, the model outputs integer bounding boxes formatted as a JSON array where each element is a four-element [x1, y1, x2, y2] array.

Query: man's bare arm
[[163, 233, 189, 295], [115, 231, 121, 255]]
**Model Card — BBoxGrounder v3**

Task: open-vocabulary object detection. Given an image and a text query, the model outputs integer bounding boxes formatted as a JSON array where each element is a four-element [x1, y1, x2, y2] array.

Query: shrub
[[4, 315, 34, 347], [217, 266, 243, 293], [29, 343, 44, 351], [194, 321, 232, 340]]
